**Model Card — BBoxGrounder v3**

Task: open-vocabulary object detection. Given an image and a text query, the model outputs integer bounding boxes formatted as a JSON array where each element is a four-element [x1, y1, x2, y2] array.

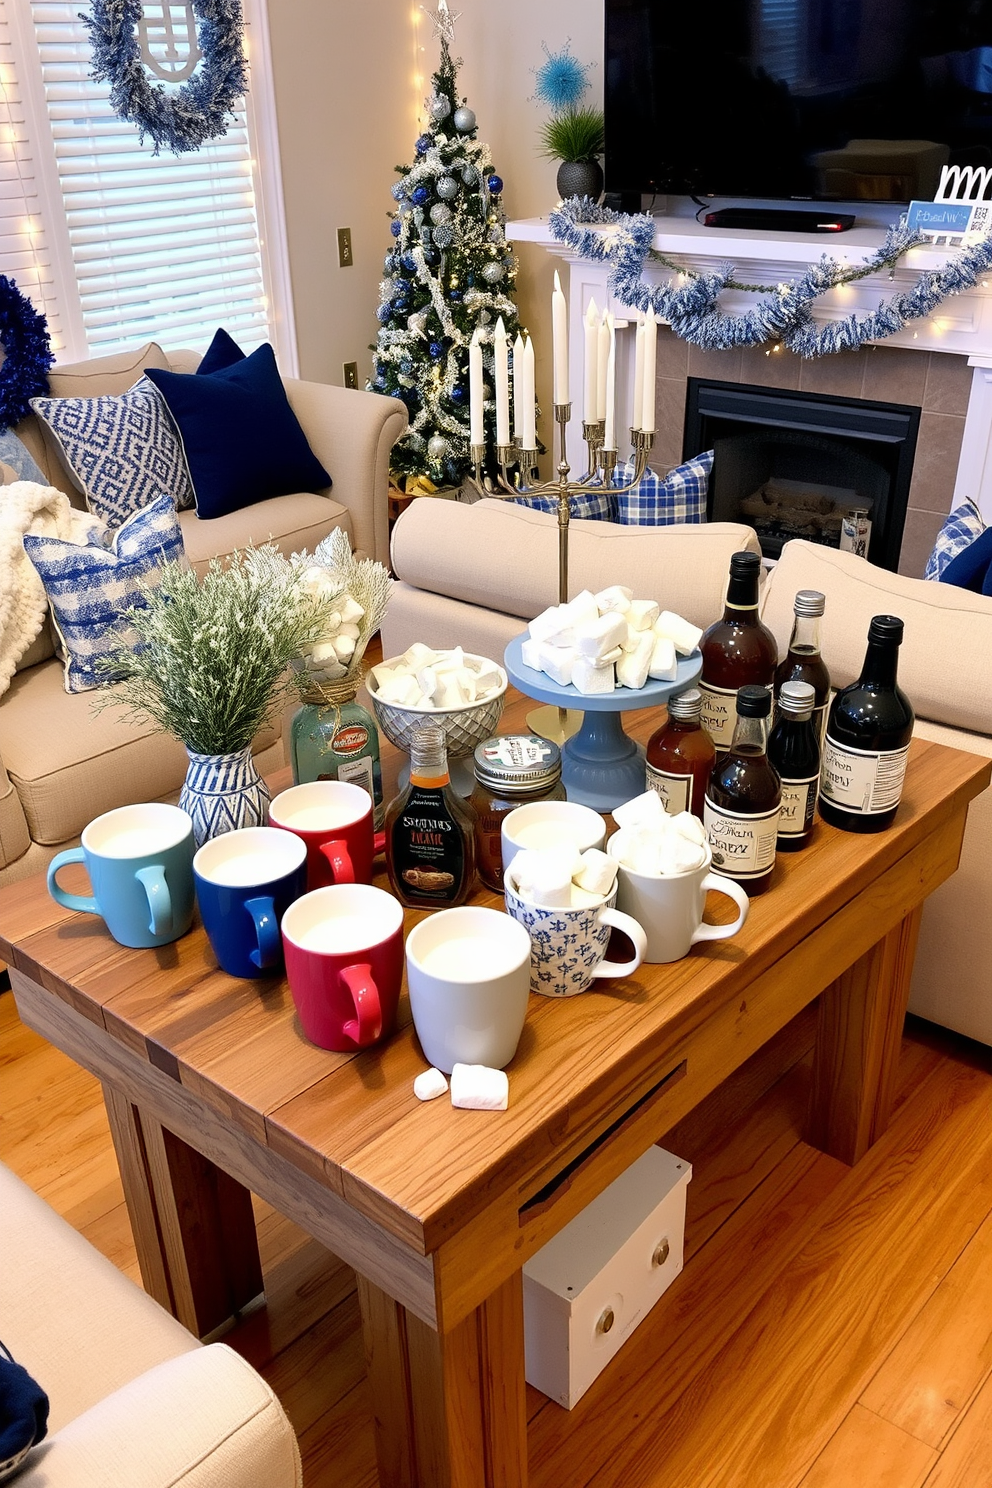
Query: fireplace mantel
[[507, 215, 992, 526]]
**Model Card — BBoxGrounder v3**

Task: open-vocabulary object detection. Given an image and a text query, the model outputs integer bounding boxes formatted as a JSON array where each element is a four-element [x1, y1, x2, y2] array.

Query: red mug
[[281, 884, 404, 1051], [269, 781, 385, 892]]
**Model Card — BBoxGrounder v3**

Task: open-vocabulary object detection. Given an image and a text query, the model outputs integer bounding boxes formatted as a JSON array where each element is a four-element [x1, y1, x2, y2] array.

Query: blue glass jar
[[290, 684, 384, 828]]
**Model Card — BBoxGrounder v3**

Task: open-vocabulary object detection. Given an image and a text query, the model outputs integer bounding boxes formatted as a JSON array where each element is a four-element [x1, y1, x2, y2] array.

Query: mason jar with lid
[[469, 735, 565, 891]]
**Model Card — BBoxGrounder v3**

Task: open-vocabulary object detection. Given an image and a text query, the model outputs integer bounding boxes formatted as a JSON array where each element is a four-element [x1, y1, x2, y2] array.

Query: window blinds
[[27, 0, 271, 357]]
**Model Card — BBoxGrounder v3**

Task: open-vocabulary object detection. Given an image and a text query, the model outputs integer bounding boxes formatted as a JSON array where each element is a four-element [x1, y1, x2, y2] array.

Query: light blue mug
[[47, 803, 196, 948]]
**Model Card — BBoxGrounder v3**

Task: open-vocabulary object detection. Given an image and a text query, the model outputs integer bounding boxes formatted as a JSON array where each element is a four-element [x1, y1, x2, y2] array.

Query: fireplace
[[682, 379, 921, 572]]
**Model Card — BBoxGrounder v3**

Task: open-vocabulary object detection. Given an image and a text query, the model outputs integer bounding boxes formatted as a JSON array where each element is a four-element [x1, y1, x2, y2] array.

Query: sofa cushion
[[178, 491, 352, 574], [46, 343, 171, 400], [146, 344, 331, 521], [24, 494, 185, 693], [29, 378, 194, 527], [0, 430, 46, 486], [761, 539, 992, 735], [390, 497, 761, 629], [0, 659, 278, 845]]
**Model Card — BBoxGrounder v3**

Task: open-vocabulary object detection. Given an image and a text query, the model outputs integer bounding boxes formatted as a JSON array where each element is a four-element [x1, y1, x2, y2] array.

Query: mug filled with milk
[[194, 827, 307, 979], [501, 800, 606, 880]]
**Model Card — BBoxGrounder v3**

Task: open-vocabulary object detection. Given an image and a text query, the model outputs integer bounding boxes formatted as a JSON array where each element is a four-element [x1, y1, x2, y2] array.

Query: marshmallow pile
[[508, 845, 619, 909], [414, 1063, 509, 1111], [299, 567, 367, 681], [522, 587, 702, 696], [611, 791, 708, 876], [370, 644, 504, 711]]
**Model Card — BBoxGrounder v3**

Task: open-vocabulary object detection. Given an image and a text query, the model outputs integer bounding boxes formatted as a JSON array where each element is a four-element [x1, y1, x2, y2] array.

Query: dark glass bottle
[[819, 615, 914, 834], [773, 589, 831, 746], [645, 688, 716, 820], [385, 724, 476, 907], [698, 551, 778, 752], [767, 680, 820, 852], [705, 685, 781, 896]]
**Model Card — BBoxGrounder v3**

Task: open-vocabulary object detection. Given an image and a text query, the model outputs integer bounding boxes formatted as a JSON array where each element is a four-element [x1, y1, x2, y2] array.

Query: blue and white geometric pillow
[[924, 497, 985, 580], [29, 376, 193, 527], [22, 493, 185, 693], [613, 449, 714, 526]]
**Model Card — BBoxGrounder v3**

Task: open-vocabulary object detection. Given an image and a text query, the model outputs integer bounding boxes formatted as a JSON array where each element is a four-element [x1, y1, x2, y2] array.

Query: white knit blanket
[[0, 481, 102, 698]]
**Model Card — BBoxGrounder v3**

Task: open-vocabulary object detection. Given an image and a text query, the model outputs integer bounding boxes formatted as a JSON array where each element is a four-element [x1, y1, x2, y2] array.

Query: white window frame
[[6, 0, 297, 372]]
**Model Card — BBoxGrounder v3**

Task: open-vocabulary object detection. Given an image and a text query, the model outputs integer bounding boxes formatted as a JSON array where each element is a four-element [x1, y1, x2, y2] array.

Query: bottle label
[[332, 723, 370, 756], [820, 737, 910, 815], [645, 762, 691, 816], [778, 773, 819, 837], [391, 785, 465, 902], [704, 798, 780, 879], [697, 681, 738, 749], [338, 753, 374, 798]]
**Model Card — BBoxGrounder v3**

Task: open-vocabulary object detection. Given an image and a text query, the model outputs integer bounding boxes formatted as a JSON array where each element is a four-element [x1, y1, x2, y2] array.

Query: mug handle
[[135, 865, 173, 938], [245, 895, 280, 970], [690, 873, 750, 944], [589, 908, 648, 979], [373, 830, 386, 857], [47, 848, 100, 915], [339, 963, 383, 1046], [320, 838, 355, 883]]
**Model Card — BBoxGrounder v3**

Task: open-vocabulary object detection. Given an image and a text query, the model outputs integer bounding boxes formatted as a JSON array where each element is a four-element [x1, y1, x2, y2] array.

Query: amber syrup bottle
[[773, 589, 831, 745], [705, 685, 781, 896], [819, 615, 914, 834], [385, 723, 476, 908], [767, 680, 820, 852], [698, 551, 778, 753], [645, 687, 716, 820]]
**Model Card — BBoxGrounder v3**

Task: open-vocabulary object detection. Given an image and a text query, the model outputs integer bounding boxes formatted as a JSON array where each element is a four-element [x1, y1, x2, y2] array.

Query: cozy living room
[[2, 1, 992, 1486]]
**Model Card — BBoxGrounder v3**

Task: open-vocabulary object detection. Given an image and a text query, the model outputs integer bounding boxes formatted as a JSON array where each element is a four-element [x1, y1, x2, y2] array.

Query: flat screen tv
[[605, 0, 992, 204]]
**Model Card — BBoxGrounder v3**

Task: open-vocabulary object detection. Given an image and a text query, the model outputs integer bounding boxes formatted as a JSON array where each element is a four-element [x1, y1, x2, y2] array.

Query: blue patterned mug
[[503, 871, 647, 998]]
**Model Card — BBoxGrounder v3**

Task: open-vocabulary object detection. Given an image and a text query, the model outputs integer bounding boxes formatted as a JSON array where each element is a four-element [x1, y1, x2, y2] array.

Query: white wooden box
[[522, 1146, 692, 1409]]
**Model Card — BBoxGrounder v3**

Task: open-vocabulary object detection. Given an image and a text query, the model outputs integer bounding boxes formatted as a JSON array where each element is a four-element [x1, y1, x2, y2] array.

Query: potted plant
[[534, 43, 605, 203]]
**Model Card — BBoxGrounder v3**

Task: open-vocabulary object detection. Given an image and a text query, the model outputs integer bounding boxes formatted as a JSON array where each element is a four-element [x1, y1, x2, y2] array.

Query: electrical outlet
[[343, 361, 359, 389], [337, 227, 354, 268]]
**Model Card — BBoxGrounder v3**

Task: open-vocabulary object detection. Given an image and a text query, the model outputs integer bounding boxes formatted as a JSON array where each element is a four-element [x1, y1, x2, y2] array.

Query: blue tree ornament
[[390, 219, 402, 238], [415, 134, 434, 155], [411, 186, 430, 206], [487, 175, 503, 194]]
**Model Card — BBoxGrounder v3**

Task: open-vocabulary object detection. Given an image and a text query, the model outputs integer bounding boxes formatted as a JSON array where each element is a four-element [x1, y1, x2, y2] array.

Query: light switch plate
[[343, 361, 359, 389], [337, 227, 354, 267]]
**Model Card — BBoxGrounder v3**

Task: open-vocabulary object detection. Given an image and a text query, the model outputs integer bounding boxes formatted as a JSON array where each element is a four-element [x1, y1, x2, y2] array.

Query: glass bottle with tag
[[767, 680, 820, 851], [645, 688, 715, 820], [705, 685, 781, 896], [698, 551, 777, 752], [468, 735, 564, 892], [290, 682, 384, 829], [773, 590, 830, 745]]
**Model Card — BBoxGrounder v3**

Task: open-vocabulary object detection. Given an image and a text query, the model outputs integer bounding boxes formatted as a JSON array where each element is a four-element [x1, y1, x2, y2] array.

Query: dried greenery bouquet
[[101, 546, 332, 755]]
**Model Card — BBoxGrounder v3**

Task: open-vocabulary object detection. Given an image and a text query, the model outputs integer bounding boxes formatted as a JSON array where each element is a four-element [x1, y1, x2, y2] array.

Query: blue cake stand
[[504, 634, 703, 813]]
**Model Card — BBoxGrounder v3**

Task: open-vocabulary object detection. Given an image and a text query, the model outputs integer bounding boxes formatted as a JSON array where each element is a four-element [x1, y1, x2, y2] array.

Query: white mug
[[501, 800, 606, 879], [405, 906, 533, 1073], [607, 830, 749, 964], [503, 868, 647, 997]]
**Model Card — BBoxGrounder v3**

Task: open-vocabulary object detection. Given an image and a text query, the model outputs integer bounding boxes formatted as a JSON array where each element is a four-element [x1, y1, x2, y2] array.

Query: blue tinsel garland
[[0, 277, 53, 435], [549, 198, 992, 356], [83, 0, 248, 155]]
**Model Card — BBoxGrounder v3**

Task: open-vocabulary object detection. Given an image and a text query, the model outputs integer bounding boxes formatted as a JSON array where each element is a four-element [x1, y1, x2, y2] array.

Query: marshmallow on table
[[403, 642, 438, 669], [576, 613, 628, 662], [567, 589, 600, 627], [378, 673, 422, 706], [595, 584, 633, 614], [414, 1068, 449, 1102], [573, 848, 619, 897], [521, 637, 544, 672], [538, 643, 576, 688], [451, 1064, 509, 1111], [656, 611, 704, 656], [627, 599, 660, 632], [529, 605, 567, 644], [572, 655, 616, 695], [613, 789, 667, 832], [617, 632, 654, 690], [648, 634, 678, 682]]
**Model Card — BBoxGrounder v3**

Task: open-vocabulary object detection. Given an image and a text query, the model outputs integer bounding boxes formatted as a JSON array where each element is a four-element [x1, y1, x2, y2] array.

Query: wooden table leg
[[805, 904, 924, 1166], [358, 1270, 528, 1488], [103, 1084, 263, 1337]]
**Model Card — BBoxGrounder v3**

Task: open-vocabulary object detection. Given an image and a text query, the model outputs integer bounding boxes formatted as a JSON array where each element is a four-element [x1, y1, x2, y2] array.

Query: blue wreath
[[0, 277, 53, 435], [83, 0, 248, 155]]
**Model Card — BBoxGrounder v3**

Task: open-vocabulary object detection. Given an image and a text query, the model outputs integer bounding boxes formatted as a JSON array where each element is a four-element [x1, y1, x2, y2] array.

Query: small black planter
[[556, 159, 604, 203]]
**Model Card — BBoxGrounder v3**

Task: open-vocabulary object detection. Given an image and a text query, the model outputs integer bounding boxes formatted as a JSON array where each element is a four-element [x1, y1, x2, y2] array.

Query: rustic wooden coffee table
[[1, 689, 987, 1488]]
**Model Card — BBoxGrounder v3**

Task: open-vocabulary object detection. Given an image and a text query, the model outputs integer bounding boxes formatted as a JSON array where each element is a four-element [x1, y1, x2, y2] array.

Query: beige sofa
[[0, 1160, 300, 1487], [383, 499, 992, 1048], [0, 343, 407, 886]]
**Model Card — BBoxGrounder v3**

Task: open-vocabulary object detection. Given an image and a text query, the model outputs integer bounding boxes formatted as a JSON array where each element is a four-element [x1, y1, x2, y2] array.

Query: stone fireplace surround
[[508, 214, 992, 578]]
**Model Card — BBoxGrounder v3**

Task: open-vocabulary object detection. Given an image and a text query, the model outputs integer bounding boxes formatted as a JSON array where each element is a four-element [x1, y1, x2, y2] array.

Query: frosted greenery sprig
[[99, 547, 331, 755]]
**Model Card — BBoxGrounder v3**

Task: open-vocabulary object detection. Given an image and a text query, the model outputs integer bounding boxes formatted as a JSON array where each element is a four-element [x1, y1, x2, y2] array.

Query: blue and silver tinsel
[[0, 276, 53, 434], [84, 0, 247, 155], [549, 198, 992, 357]]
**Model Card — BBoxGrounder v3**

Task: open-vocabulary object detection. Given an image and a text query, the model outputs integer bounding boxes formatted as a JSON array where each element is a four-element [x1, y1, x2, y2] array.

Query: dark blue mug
[[194, 827, 307, 979]]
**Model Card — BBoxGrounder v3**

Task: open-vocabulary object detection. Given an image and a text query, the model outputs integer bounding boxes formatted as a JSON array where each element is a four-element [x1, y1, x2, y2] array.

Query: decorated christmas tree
[[369, 4, 523, 490]]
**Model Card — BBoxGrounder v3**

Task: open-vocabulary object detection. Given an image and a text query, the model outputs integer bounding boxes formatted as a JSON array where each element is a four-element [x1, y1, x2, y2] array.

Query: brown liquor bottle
[[773, 589, 831, 744], [385, 724, 476, 907], [698, 551, 778, 753], [645, 688, 716, 820], [704, 685, 781, 896]]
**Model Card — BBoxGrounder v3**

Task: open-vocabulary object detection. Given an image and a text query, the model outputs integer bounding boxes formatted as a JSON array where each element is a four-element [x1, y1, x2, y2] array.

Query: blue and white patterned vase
[[179, 746, 271, 847]]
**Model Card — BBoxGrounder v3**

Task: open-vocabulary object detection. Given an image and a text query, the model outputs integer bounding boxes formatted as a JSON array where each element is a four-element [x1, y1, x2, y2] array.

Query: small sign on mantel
[[906, 199, 992, 241]]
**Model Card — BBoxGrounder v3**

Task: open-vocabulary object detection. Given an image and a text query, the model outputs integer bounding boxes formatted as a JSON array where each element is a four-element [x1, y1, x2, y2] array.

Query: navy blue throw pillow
[[146, 344, 331, 521], [197, 327, 246, 377]]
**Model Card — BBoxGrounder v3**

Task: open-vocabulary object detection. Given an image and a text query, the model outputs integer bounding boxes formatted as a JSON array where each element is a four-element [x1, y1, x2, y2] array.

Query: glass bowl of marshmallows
[[367, 643, 508, 769]]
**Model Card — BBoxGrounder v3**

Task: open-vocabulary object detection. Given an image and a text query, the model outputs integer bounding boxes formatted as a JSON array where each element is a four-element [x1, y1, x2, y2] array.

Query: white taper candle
[[604, 313, 617, 451], [583, 298, 599, 423], [596, 308, 610, 422], [552, 269, 569, 406], [641, 306, 657, 433], [632, 319, 645, 433], [469, 329, 484, 446], [512, 332, 525, 440], [493, 316, 510, 446], [522, 335, 536, 449]]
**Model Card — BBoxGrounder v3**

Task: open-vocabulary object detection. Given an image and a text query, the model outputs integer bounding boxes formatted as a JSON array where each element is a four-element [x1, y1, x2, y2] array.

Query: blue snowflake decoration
[[533, 42, 593, 113], [84, 0, 247, 155], [0, 276, 53, 434]]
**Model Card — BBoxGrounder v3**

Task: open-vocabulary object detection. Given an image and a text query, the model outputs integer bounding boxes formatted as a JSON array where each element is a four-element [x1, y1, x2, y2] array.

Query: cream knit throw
[[0, 481, 102, 698]]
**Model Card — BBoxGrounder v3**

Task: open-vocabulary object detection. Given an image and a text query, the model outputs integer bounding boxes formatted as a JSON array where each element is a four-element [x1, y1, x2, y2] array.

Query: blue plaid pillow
[[924, 498, 985, 580], [614, 450, 713, 526], [23, 493, 184, 693], [514, 485, 615, 522], [30, 376, 193, 528]]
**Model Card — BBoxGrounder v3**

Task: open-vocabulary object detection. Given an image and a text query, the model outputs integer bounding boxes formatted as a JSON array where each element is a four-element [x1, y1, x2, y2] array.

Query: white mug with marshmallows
[[501, 800, 606, 879], [607, 827, 749, 964]]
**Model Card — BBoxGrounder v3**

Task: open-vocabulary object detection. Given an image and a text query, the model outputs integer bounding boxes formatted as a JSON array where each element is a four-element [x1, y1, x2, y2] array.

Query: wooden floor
[[3, 985, 992, 1488]]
